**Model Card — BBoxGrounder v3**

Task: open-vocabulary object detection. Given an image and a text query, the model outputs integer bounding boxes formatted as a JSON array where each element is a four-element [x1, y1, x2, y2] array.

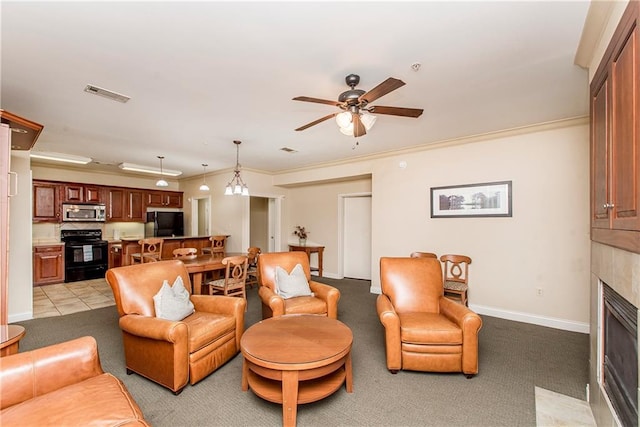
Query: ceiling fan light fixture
[[360, 111, 377, 130], [339, 124, 354, 136], [335, 111, 352, 129]]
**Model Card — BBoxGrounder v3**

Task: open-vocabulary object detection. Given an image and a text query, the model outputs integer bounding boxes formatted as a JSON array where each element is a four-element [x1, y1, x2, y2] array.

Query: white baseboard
[[8, 311, 33, 323], [369, 286, 589, 334]]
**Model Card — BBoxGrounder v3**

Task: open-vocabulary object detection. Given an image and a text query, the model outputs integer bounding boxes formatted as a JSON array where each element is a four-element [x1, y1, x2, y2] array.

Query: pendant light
[[199, 163, 210, 191], [224, 140, 249, 196], [155, 156, 169, 187]]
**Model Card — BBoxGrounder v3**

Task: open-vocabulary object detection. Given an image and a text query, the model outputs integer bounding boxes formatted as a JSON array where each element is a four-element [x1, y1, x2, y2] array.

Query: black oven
[[61, 229, 108, 282]]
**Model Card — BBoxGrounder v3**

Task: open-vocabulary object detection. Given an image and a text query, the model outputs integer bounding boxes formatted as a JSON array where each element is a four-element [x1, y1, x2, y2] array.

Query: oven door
[[64, 241, 108, 282]]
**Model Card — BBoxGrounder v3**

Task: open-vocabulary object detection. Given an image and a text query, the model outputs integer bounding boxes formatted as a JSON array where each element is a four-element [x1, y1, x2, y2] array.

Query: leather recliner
[[376, 257, 482, 377], [106, 260, 246, 394], [257, 251, 340, 319]]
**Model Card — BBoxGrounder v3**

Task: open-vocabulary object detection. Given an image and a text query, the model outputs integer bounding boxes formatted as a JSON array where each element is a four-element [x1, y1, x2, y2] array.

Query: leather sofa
[[106, 260, 246, 394], [377, 257, 483, 377], [0, 336, 149, 426], [258, 251, 340, 319]]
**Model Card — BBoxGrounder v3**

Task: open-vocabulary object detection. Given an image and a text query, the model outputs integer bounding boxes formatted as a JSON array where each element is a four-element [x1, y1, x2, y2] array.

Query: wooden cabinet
[[62, 184, 103, 204], [146, 190, 183, 208], [106, 188, 144, 222], [33, 181, 61, 222], [590, 0, 640, 254], [33, 244, 64, 286], [108, 243, 122, 269]]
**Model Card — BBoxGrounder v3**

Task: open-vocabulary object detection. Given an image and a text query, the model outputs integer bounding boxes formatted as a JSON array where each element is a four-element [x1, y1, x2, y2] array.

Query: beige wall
[[276, 120, 590, 331]]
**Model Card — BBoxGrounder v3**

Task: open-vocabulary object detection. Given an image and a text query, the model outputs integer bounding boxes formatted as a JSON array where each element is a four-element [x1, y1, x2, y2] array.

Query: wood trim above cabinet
[[0, 110, 44, 151]]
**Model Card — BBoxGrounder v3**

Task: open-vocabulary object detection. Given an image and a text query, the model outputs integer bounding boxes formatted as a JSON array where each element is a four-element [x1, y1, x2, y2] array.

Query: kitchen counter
[[119, 236, 222, 266]]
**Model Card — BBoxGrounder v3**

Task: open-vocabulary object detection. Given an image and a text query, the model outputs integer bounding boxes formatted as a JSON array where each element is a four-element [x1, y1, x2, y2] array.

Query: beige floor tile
[[86, 300, 116, 309], [33, 279, 114, 318], [55, 301, 91, 315], [33, 308, 61, 318], [535, 386, 596, 427]]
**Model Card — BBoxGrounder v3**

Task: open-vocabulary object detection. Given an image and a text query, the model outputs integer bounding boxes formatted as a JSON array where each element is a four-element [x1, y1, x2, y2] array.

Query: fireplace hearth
[[603, 283, 638, 427]]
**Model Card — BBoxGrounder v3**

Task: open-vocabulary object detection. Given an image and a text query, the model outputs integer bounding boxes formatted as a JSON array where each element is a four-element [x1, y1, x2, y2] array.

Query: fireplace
[[602, 283, 638, 427]]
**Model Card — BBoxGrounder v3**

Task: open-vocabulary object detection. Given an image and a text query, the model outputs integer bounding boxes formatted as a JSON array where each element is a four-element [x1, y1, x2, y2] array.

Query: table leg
[[282, 370, 299, 427], [345, 351, 353, 393], [241, 359, 249, 391], [191, 273, 203, 295]]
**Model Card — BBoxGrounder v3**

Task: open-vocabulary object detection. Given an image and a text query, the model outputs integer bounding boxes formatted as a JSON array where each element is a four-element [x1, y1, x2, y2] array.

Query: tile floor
[[33, 281, 597, 426], [33, 278, 115, 318]]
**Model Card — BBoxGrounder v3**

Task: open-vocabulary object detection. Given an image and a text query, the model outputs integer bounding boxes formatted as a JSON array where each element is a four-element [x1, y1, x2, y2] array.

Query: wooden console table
[[288, 244, 324, 277], [1, 325, 26, 357]]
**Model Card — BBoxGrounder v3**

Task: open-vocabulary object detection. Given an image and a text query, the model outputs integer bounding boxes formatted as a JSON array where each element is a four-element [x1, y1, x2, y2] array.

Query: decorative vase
[[299, 238, 306, 246]]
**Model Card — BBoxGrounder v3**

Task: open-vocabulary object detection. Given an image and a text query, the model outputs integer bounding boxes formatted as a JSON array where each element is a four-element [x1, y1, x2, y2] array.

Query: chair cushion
[[208, 279, 225, 288], [444, 281, 468, 292], [275, 264, 313, 299], [184, 311, 237, 352], [283, 295, 327, 315], [399, 312, 463, 345], [153, 276, 195, 321]]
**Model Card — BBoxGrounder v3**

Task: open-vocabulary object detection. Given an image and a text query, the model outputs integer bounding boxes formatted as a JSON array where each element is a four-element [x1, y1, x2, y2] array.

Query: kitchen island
[[119, 236, 217, 265]]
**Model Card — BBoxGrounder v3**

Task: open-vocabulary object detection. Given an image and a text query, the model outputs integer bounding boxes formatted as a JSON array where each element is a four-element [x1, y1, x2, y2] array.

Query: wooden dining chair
[[206, 256, 249, 309], [202, 235, 227, 257], [439, 254, 472, 306], [130, 238, 164, 264], [410, 252, 438, 259], [245, 247, 261, 289], [173, 247, 197, 260]]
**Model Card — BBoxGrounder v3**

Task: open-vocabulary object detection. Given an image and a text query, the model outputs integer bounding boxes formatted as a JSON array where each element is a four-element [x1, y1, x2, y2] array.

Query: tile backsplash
[[33, 222, 144, 242]]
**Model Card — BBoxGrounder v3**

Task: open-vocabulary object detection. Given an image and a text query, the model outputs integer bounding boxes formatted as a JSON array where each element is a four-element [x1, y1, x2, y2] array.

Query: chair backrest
[[440, 254, 471, 285], [380, 257, 443, 314], [247, 247, 261, 266], [410, 252, 438, 259], [173, 247, 197, 259], [138, 238, 163, 259], [106, 260, 192, 317], [258, 251, 311, 292], [220, 256, 248, 294]]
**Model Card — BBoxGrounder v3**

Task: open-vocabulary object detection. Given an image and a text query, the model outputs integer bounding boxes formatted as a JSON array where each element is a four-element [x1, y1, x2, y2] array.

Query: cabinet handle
[[603, 203, 615, 209], [8, 172, 18, 197]]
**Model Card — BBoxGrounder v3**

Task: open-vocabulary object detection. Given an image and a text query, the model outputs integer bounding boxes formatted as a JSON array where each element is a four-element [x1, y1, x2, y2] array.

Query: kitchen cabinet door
[[33, 245, 64, 286], [107, 188, 127, 222], [128, 190, 145, 222], [33, 181, 61, 222]]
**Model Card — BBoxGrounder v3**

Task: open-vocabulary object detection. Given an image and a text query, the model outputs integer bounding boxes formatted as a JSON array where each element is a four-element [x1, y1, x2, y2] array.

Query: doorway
[[340, 193, 372, 280], [190, 196, 211, 236], [247, 195, 281, 253]]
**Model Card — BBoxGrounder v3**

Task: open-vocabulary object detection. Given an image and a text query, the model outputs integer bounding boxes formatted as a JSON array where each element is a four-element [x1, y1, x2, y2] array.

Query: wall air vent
[[84, 85, 130, 103], [280, 147, 298, 153]]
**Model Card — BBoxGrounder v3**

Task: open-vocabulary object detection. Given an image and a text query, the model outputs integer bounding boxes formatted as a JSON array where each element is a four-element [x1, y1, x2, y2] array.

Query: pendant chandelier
[[199, 163, 210, 191], [224, 140, 249, 196], [155, 156, 169, 187]]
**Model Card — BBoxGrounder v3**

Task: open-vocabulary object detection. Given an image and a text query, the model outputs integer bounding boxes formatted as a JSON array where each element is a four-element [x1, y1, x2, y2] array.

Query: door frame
[[190, 195, 212, 237], [243, 193, 283, 253], [338, 192, 372, 279]]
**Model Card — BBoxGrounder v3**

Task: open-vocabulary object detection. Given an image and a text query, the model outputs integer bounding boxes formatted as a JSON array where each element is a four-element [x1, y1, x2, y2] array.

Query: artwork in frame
[[430, 181, 512, 218]]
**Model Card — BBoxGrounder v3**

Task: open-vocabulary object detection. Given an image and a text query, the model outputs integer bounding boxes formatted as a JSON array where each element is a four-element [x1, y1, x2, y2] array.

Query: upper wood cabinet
[[106, 187, 145, 222], [62, 184, 103, 204], [0, 110, 43, 151], [146, 190, 183, 208], [590, 0, 640, 253], [33, 181, 61, 222]]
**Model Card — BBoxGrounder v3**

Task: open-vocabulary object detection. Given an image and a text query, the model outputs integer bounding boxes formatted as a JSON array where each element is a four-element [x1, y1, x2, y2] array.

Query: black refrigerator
[[145, 211, 184, 237]]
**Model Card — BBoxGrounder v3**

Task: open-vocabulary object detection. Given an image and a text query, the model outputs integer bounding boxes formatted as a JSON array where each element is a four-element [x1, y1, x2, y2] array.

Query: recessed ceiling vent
[[280, 147, 298, 153], [84, 84, 130, 103]]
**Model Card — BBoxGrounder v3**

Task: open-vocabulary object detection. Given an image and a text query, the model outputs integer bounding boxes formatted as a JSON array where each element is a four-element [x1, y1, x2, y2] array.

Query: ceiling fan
[[293, 73, 423, 137]]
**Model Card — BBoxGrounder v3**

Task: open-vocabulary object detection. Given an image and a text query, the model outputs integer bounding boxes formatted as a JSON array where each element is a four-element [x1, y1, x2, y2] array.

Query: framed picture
[[430, 180, 512, 218]]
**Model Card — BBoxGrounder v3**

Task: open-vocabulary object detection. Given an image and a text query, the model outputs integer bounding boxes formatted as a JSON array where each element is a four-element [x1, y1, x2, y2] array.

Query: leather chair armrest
[[376, 294, 402, 371], [191, 295, 246, 348], [0, 336, 103, 410], [309, 281, 341, 319], [119, 314, 188, 344], [258, 285, 285, 317], [439, 297, 483, 374]]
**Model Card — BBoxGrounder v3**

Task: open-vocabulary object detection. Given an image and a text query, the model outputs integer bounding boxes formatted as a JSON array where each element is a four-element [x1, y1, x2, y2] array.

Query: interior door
[[343, 195, 371, 280]]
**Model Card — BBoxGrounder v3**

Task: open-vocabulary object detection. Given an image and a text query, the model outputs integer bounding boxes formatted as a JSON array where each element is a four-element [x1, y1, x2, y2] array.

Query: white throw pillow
[[153, 276, 195, 321], [275, 263, 313, 299]]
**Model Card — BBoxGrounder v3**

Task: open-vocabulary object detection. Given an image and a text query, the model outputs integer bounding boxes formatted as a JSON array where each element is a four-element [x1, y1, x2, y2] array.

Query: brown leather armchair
[[106, 260, 246, 394], [376, 257, 482, 377], [257, 251, 340, 319]]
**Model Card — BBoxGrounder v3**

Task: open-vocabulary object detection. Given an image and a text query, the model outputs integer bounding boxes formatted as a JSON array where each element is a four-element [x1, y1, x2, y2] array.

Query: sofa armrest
[[119, 314, 188, 344], [376, 294, 402, 371], [439, 297, 483, 374], [309, 281, 341, 318], [0, 336, 103, 410], [258, 285, 286, 317]]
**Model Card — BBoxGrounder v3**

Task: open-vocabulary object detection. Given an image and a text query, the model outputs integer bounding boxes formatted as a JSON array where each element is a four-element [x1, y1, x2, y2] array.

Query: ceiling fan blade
[[295, 112, 337, 131], [293, 96, 341, 107], [369, 105, 424, 118], [352, 112, 366, 137], [359, 78, 405, 104]]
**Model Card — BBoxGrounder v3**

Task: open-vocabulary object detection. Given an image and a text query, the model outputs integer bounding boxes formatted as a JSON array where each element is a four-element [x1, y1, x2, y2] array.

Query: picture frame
[[430, 180, 512, 218]]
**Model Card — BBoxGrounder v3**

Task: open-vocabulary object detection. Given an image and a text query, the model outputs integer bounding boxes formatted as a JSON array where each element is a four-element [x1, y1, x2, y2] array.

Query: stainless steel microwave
[[62, 204, 106, 222]]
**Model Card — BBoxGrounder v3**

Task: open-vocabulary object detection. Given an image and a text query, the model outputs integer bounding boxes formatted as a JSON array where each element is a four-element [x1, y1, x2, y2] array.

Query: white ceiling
[[1, 1, 590, 179]]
